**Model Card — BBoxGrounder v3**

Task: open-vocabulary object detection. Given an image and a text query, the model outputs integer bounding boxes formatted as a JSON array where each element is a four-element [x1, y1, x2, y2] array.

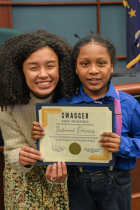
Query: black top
[[0, 129, 3, 146]]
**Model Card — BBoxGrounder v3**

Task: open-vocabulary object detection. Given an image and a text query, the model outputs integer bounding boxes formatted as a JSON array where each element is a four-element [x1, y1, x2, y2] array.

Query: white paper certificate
[[36, 104, 114, 165]]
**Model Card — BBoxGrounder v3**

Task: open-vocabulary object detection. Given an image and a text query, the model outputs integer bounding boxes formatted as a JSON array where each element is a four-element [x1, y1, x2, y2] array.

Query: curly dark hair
[[0, 30, 75, 109], [71, 33, 117, 91]]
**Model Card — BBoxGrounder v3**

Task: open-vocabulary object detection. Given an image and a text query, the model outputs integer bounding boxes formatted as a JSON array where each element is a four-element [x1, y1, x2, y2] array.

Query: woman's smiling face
[[76, 42, 113, 100], [23, 47, 59, 99]]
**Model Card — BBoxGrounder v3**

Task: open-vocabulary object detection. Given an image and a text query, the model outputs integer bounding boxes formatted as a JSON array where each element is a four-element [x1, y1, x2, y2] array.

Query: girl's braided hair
[[71, 33, 117, 91], [0, 30, 75, 109]]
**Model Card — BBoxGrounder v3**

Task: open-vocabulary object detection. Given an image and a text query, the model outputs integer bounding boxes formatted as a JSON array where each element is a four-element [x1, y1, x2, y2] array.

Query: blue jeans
[[67, 166, 132, 210]]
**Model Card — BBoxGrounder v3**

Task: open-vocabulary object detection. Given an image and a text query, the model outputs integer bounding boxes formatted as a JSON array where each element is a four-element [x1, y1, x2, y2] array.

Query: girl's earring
[[75, 87, 79, 95], [107, 83, 110, 90]]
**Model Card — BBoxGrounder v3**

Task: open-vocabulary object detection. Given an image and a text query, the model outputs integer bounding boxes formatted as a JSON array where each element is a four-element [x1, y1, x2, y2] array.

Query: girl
[[32, 33, 140, 210], [0, 30, 74, 209]]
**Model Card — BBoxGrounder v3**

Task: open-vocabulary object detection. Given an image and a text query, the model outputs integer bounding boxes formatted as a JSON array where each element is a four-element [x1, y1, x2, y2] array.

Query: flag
[[123, 0, 140, 68]]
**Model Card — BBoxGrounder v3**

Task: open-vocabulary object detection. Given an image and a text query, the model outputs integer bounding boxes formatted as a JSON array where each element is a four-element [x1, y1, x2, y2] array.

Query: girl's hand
[[31, 121, 45, 142], [46, 162, 67, 183], [19, 146, 43, 166], [99, 132, 121, 153]]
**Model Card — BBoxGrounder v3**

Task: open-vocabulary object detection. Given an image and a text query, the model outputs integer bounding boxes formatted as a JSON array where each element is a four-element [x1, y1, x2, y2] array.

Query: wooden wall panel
[[131, 158, 140, 194], [0, 6, 11, 27], [131, 159, 140, 210], [0, 0, 12, 28]]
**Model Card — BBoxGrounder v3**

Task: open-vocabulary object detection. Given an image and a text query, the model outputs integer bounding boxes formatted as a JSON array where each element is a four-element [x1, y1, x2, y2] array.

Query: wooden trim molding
[[117, 56, 126, 60], [0, 1, 123, 6], [132, 193, 140, 199], [114, 83, 140, 96], [100, 1, 123, 4]]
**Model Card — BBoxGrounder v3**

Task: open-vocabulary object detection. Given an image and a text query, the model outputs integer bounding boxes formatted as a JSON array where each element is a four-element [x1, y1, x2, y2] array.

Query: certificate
[[36, 104, 115, 166]]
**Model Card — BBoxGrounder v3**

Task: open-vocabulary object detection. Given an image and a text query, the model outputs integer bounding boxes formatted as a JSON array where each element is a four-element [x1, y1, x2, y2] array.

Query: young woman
[[0, 30, 74, 209]]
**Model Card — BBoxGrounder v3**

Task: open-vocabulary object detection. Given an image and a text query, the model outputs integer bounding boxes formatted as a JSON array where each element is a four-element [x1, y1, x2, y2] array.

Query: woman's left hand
[[46, 162, 67, 183], [99, 132, 121, 153]]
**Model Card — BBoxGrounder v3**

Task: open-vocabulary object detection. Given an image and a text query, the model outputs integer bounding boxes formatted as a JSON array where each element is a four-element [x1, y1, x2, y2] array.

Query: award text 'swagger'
[[61, 112, 88, 119]]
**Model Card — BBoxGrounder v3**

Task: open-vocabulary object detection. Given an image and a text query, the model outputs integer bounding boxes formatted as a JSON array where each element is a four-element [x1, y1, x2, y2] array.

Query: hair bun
[[74, 34, 81, 39], [90, 30, 94, 35]]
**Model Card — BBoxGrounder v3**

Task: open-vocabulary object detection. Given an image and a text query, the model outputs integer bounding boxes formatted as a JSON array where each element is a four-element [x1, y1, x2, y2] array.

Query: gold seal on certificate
[[36, 104, 115, 166]]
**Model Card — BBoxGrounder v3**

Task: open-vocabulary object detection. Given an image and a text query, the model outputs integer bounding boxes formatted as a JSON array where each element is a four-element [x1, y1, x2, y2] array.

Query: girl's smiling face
[[23, 47, 59, 99], [76, 42, 113, 100]]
